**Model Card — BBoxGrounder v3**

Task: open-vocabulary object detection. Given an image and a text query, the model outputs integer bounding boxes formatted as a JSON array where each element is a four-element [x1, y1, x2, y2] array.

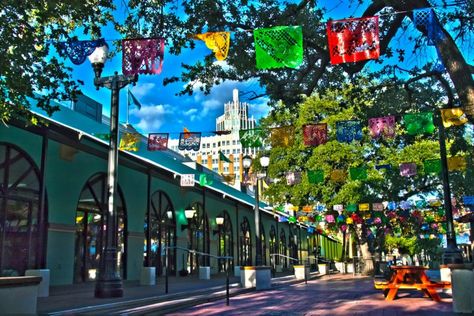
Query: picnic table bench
[[374, 266, 451, 301]]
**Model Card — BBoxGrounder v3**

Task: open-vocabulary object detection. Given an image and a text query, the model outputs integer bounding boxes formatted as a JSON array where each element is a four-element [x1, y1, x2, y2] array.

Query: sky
[[64, 1, 471, 138]]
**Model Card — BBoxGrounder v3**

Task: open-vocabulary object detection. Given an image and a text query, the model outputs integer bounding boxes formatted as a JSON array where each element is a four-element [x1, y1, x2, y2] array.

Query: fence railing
[[164, 246, 233, 306]]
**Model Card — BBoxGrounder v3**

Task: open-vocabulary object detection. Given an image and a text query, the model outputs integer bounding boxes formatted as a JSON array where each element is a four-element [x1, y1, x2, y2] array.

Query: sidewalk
[[38, 272, 454, 315], [38, 271, 301, 315], [170, 274, 455, 316]]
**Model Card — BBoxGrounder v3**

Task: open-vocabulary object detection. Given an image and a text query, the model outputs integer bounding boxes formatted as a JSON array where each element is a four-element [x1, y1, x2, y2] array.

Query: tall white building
[[169, 89, 260, 189]]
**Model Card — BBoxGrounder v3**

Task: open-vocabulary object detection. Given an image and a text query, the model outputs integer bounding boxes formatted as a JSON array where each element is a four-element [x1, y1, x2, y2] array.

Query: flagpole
[[126, 87, 130, 125]]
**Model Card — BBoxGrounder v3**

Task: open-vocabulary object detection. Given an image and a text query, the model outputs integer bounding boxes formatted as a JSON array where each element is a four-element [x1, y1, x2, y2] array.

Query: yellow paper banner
[[448, 156, 467, 171], [330, 169, 346, 182], [195, 32, 230, 61], [441, 108, 468, 128]]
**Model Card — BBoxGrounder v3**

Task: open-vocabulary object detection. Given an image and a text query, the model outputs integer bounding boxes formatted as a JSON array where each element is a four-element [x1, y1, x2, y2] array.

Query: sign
[[180, 174, 195, 187]]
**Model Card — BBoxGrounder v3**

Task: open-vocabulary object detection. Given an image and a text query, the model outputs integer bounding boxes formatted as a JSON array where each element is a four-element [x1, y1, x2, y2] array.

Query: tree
[[120, 0, 474, 120], [0, 1, 115, 123], [257, 79, 468, 274]]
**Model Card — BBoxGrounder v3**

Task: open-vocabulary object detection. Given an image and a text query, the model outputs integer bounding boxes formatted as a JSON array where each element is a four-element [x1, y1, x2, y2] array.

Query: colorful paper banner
[[368, 116, 396, 139], [271, 126, 295, 147], [336, 120, 362, 143], [122, 38, 165, 75], [180, 174, 195, 187], [147, 133, 169, 151], [254, 26, 303, 69], [239, 128, 264, 148], [194, 32, 230, 61], [326, 16, 380, 64], [178, 131, 201, 151], [303, 124, 328, 146]]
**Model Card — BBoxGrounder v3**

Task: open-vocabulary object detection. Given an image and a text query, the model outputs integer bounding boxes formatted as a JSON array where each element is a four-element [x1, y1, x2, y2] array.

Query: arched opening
[[269, 225, 277, 265], [186, 202, 209, 274], [144, 190, 176, 276], [279, 229, 287, 268], [0, 143, 45, 276], [217, 211, 233, 272], [74, 173, 127, 283], [240, 217, 252, 266]]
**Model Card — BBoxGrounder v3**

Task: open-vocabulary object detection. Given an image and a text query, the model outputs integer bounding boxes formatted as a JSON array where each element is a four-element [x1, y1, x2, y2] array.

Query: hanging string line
[[52, 2, 465, 43]]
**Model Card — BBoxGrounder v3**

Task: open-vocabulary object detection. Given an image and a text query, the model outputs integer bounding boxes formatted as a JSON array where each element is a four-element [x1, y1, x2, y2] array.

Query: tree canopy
[[119, 0, 474, 119], [1, 1, 473, 124], [0, 0, 114, 123]]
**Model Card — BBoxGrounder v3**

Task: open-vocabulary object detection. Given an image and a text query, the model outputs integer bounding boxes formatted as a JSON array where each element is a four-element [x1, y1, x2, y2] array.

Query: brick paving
[[166, 275, 454, 316]]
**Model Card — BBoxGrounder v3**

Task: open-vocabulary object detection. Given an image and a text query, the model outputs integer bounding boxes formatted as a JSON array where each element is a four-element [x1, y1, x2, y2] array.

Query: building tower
[[168, 89, 259, 189]]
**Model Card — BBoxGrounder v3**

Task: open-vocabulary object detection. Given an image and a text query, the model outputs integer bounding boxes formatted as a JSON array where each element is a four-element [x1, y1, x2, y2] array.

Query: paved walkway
[[38, 273, 242, 314], [166, 275, 454, 316]]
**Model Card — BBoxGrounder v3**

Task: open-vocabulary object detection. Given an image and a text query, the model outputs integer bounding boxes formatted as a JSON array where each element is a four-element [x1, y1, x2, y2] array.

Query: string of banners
[[108, 108, 468, 154], [58, 8, 444, 72], [275, 195, 470, 237]]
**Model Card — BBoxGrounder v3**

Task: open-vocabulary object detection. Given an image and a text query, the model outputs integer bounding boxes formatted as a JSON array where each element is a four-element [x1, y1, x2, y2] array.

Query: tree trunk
[[360, 243, 374, 275], [364, 0, 474, 121]]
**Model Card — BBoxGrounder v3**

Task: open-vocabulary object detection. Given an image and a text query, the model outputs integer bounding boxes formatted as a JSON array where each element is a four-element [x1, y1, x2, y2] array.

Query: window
[[0, 143, 43, 277], [74, 173, 127, 283]]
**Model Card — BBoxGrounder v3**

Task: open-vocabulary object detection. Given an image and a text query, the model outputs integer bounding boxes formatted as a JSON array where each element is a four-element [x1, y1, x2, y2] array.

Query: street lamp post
[[242, 154, 269, 266], [437, 110, 463, 264], [88, 44, 138, 298]]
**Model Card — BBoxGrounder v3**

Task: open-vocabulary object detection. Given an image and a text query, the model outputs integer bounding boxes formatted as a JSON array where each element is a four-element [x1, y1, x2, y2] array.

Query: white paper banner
[[180, 174, 195, 187]]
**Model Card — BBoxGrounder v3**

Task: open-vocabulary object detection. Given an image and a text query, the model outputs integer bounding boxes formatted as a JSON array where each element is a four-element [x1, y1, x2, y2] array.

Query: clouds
[[130, 78, 270, 135], [188, 79, 270, 121], [130, 83, 156, 98], [130, 104, 173, 133]]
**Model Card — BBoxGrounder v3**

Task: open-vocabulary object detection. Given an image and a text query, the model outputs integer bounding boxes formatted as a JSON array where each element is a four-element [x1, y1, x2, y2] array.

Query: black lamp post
[[242, 154, 269, 266], [437, 110, 463, 264], [88, 44, 138, 298]]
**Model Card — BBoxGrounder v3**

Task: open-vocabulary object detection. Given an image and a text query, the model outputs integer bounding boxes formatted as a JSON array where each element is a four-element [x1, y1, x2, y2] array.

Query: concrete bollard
[[199, 266, 211, 280], [140, 267, 156, 286], [449, 264, 474, 314], [25, 269, 50, 297]]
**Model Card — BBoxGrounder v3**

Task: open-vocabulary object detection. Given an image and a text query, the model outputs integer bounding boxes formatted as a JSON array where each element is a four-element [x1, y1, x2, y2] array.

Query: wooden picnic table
[[374, 265, 451, 302]]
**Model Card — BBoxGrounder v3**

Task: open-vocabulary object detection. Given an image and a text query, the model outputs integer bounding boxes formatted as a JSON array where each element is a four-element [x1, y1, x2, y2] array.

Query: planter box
[[199, 266, 211, 280], [25, 269, 50, 297], [294, 265, 310, 280], [318, 263, 329, 275], [240, 266, 272, 290], [140, 267, 156, 286], [0, 276, 41, 315]]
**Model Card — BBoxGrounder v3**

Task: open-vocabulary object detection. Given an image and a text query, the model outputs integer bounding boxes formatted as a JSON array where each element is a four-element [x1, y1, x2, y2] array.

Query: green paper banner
[[403, 112, 435, 135], [199, 174, 214, 186], [349, 166, 367, 180], [308, 170, 324, 184], [424, 159, 441, 174], [254, 26, 303, 69], [346, 204, 357, 212], [239, 128, 264, 148]]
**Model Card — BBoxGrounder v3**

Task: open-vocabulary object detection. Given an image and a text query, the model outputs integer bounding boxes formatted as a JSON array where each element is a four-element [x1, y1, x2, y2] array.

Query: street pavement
[[165, 274, 455, 316]]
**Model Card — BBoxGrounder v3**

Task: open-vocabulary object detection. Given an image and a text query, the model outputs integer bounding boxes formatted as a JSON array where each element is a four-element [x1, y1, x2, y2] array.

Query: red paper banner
[[122, 38, 165, 75], [147, 133, 169, 151], [327, 16, 380, 65], [303, 124, 328, 146]]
